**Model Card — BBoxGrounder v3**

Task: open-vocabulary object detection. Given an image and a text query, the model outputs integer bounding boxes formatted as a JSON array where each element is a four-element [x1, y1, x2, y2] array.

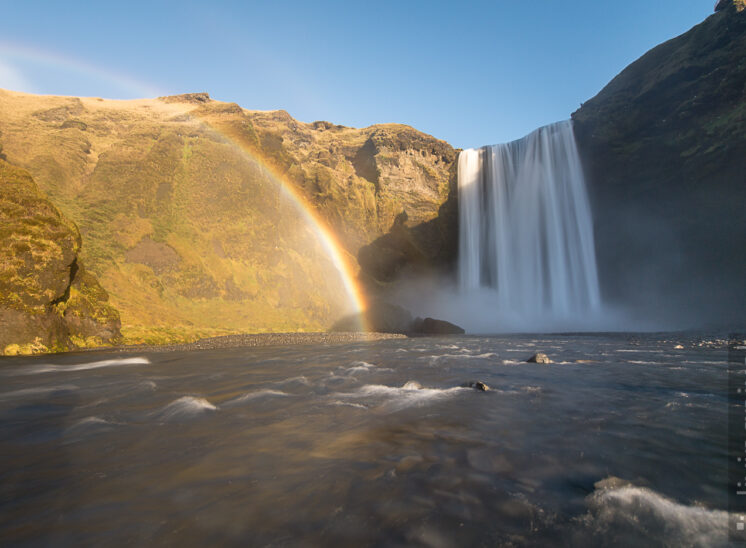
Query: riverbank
[[83, 332, 408, 354]]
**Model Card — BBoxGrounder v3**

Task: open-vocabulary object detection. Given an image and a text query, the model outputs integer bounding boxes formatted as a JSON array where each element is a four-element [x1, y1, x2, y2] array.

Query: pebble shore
[[98, 332, 407, 353]]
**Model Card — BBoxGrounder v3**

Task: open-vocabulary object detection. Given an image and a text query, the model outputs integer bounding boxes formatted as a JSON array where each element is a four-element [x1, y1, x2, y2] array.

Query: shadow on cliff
[[356, 159, 459, 292], [571, 3, 746, 328], [328, 159, 466, 334]]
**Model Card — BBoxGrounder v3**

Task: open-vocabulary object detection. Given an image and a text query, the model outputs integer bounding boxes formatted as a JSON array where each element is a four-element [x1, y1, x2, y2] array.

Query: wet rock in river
[[526, 352, 551, 364], [462, 381, 490, 391]]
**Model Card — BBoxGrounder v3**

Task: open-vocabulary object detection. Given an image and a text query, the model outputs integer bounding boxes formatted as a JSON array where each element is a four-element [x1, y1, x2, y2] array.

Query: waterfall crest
[[458, 121, 601, 324]]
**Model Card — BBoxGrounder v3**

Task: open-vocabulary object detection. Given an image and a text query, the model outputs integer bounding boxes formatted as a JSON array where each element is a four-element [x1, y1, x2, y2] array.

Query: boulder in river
[[410, 317, 466, 335], [331, 300, 465, 335], [526, 353, 551, 364], [462, 381, 490, 391]]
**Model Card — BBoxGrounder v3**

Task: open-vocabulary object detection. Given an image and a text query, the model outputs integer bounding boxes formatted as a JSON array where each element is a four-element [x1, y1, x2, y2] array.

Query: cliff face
[[7, 4, 741, 347], [245, 110, 458, 286], [572, 3, 746, 325], [0, 91, 456, 345], [0, 160, 121, 354]]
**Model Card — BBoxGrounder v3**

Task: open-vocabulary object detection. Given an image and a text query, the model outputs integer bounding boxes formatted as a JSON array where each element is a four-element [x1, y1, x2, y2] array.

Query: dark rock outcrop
[[331, 301, 465, 335], [0, 160, 121, 354], [331, 301, 413, 334], [410, 316, 466, 335], [572, 5, 746, 325], [461, 381, 490, 391]]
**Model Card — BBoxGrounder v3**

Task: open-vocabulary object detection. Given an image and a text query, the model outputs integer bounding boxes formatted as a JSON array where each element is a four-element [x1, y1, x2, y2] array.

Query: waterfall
[[458, 121, 601, 323]]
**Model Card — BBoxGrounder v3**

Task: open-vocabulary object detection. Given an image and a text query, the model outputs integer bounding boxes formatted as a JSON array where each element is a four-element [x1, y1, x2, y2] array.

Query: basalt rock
[[333, 301, 414, 334], [461, 381, 490, 391], [410, 316, 466, 335], [331, 300, 465, 336]]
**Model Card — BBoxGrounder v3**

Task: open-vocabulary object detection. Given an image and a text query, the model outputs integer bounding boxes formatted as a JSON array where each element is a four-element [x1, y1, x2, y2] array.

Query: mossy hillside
[[0, 94, 356, 342], [0, 91, 455, 344], [0, 159, 121, 354], [76, 122, 351, 337]]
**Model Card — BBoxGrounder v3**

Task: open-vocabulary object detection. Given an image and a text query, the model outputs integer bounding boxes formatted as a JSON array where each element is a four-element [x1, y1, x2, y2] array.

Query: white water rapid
[[458, 120, 601, 327]]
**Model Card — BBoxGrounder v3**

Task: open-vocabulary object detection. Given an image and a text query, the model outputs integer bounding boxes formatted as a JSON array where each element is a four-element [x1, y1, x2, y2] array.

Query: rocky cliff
[[0, 90, 456, 347], [4, 3, 743, 350], [572, 2, 746, 325], [0, 159, 121, 354]]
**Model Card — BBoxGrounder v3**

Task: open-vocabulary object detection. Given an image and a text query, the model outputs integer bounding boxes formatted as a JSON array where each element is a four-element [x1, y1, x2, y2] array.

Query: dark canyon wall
[[573, 3, 746, 326]]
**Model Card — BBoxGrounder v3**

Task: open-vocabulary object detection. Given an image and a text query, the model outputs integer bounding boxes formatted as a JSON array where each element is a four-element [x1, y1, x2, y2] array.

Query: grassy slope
[[0, 91, 454, 344]]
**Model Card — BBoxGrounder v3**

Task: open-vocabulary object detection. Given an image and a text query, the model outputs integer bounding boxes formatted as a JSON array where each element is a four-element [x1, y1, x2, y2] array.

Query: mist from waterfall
[[454, 120, 603, 332]]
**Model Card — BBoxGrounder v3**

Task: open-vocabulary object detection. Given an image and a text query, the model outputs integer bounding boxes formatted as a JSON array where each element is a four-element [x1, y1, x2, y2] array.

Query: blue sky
[[0, 1, 713, 148]]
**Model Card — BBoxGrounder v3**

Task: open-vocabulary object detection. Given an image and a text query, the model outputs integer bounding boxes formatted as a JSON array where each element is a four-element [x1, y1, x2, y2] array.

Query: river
[[0, 333, 734, 546]]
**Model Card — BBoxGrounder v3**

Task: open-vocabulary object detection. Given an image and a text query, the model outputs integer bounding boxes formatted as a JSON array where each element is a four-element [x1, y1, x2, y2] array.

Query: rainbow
[[169, 102, 370, 331], [0, 42, 164, 99], [0, 40, 370, 330]]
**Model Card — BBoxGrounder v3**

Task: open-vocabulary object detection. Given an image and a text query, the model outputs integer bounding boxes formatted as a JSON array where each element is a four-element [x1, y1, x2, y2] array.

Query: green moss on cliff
[[0, 159, 121, 354]]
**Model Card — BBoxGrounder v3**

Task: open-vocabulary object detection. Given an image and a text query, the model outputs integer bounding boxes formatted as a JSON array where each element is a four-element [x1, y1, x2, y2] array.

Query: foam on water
[[0, 384, 79, 400], [329, 401, 368, 410], [615, 349, 667, 353], [343, 361, 377, 374], [224, 389, 289, 406], [581, 482, 729, 547], [335, 381, 468, 412], [427, 353, 498, 361], [8, 357, 151, 376], [66, 416, 115, 431], [155, 396, 217, 420], [275, 376, 310, 386], [63, 416, 118, 442]]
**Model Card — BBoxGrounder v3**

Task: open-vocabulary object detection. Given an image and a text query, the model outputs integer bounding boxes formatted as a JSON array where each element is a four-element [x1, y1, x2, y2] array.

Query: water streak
[[6, 357, 151, 376]]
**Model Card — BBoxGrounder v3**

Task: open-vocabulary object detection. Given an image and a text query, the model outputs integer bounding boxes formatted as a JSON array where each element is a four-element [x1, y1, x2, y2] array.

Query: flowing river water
[[0, 333, 734, 546]]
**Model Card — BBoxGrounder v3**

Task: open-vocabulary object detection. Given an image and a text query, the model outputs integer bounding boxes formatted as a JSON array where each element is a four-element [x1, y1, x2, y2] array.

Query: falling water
[[458, 120, 601, 323]]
